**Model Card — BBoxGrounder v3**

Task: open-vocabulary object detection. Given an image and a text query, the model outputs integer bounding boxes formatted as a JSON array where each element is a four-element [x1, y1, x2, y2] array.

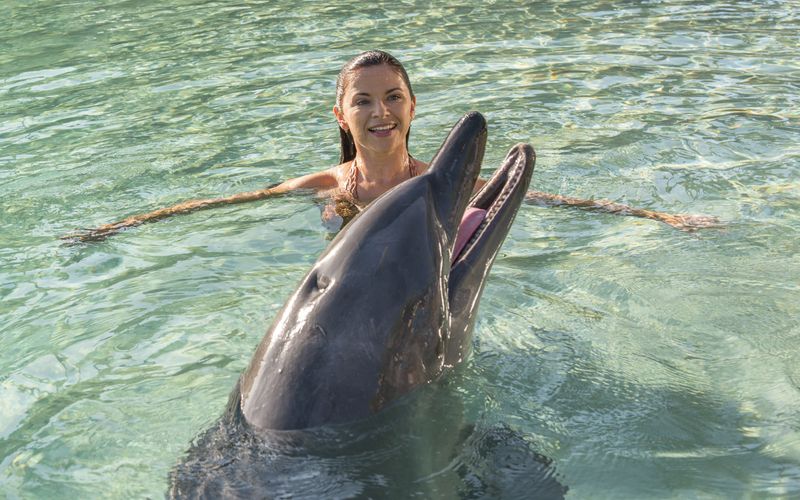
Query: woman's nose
[[372, 100, 389, 117]]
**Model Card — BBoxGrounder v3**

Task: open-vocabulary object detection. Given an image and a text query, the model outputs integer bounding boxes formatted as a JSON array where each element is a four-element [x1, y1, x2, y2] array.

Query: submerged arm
[[524, 190, 720, 231], [61, 169, 341, 244], [60, 186, 283, 243], [472, 178, 718, 231]]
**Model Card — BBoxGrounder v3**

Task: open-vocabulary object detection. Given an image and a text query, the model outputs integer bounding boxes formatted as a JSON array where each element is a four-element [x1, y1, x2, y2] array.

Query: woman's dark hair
[[335, 50, 415, 163]]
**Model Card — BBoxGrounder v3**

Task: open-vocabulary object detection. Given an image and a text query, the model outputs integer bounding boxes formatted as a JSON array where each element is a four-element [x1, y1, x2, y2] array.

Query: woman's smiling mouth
[[368, 123, 397, 137]]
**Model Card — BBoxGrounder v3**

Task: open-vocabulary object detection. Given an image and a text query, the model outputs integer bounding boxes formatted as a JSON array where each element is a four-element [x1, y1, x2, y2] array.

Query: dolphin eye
[[315, 274, 330, 291]]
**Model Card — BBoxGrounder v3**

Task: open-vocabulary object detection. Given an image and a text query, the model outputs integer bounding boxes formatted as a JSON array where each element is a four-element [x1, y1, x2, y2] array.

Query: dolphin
[[236, 111, 534, 430], [170, 112, 546, 497]]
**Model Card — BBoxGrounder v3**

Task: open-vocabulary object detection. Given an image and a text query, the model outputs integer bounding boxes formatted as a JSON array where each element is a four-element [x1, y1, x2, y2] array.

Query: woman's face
[[334, 64, 416, 159]]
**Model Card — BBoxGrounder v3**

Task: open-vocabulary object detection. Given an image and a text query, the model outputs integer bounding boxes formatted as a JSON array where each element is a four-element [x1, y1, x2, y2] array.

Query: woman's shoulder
[[273, 164, 349, 192]]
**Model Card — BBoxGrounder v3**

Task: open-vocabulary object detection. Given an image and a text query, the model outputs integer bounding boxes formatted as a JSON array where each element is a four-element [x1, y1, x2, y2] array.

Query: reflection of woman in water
[[64, 50, 717, 243]]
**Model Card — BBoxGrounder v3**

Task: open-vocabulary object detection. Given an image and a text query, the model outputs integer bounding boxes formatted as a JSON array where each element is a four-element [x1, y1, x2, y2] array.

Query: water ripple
[[2, 0, 799, 497]]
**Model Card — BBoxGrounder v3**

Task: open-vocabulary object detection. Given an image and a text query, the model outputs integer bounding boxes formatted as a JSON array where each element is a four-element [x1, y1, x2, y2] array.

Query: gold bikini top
[[343, 155, 418, 203]]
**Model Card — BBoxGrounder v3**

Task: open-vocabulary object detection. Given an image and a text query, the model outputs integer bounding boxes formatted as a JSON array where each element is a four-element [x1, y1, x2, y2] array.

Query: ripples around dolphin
[[169, 380, 567, 499]]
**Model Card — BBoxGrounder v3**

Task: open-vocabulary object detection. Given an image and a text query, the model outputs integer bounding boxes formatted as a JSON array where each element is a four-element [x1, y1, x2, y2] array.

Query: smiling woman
[[61, 50, 719, 243], [278, 50, 425, 215]]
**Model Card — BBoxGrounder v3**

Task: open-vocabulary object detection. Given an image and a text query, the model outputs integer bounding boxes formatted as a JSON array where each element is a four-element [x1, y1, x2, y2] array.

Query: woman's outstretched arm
[[525, 190, 720, 231], [61, 169, 341, 244], [60, 186, 284, 243]]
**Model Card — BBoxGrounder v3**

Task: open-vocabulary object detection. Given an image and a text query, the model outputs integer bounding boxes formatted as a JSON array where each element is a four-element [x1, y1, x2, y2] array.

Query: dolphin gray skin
[[169, 112, 553, 497]]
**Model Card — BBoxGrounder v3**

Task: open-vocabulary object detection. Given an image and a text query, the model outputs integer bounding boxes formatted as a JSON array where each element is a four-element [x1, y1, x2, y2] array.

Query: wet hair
[[335, 50, 415, 163]]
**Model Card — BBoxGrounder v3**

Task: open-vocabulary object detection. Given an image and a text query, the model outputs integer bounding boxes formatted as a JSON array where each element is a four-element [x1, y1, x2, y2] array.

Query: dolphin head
[[237, 112, 533, 430]]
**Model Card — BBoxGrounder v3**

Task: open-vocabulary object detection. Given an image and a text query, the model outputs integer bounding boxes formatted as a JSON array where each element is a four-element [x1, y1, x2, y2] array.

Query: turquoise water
[[2, 0, 799, 497]]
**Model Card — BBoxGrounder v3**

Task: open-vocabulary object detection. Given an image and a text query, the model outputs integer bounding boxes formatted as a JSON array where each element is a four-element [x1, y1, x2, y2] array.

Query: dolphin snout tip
[[461, 111, 487, 131], [510, 143, 535, 158]]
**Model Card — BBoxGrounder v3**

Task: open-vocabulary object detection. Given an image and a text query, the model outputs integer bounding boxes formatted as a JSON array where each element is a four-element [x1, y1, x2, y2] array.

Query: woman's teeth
[[369, 124, 396, 132]]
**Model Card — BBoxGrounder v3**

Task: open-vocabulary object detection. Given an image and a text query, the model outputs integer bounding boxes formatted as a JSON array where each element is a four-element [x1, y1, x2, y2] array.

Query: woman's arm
[[61, 170, 340, 243], [472, 178, 718, 231], [524, 190, 720, 231], [60, 186, 282, 243]]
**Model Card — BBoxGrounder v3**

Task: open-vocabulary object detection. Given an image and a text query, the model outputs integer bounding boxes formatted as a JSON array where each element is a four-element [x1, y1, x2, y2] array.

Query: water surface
[[2, 0, 799, 497]]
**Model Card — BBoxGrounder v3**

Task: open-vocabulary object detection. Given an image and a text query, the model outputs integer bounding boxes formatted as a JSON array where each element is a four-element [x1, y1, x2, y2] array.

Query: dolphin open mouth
[[445, 142, 535, 367], [451, 144, 536, 267]]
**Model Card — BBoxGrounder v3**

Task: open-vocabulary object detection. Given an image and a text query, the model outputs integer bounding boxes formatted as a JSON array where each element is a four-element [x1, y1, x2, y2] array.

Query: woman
[[63, 51, 717, 243]]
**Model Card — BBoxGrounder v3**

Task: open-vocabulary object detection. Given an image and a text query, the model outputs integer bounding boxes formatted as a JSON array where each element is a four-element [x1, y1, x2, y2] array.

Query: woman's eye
[[355, 99, 369, 106], [388, 94, 402, 101]]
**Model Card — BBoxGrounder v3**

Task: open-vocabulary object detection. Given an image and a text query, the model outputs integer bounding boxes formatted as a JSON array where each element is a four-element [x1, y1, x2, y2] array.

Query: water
[[2, 0, 798, 497]]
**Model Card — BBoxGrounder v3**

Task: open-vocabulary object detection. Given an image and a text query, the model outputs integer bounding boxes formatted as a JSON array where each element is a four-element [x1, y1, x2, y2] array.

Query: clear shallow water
[[1, 0, 799, 497]]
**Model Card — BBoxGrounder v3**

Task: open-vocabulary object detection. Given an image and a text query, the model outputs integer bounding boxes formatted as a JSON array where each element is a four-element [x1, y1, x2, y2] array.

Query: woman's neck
[[345, 148, 415, 204], [353, 149, 411, 185]]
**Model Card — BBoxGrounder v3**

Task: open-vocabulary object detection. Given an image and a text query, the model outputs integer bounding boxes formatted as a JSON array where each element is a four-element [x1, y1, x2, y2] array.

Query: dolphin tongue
[[452, 207, 486, 265]]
